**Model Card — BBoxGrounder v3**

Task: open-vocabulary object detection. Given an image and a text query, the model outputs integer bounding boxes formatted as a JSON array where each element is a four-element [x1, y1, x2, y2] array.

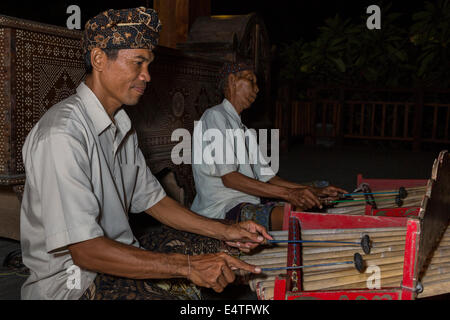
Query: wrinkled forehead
[[235, 69, 257, 82], [238, 69, 257, 78], [116, 48, 155, 61]]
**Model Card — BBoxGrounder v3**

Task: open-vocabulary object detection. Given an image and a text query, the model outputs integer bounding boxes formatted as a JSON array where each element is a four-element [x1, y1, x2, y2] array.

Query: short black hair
[[84, 49, 120, 74]]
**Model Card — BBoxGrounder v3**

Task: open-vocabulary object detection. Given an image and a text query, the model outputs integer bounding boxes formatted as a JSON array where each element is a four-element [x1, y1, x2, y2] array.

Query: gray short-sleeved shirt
[[190, 99, 275, 219], [20, 82, 166, 300]]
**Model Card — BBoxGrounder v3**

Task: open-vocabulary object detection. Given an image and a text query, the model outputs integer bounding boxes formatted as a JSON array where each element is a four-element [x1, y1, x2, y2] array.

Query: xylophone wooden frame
[[274, 207, 419, 300], [356, 174, 427, 217], [272, 150, 449, 300]]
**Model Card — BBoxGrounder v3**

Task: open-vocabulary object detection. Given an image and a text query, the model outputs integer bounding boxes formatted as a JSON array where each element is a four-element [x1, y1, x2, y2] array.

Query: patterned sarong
[[80, 225, 225, 300], [225, 200, 285, 231]]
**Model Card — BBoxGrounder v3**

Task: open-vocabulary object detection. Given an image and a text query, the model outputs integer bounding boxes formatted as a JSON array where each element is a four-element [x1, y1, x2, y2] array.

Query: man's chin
[[124, 97, 142, 106], [244, 102, 254, 109]]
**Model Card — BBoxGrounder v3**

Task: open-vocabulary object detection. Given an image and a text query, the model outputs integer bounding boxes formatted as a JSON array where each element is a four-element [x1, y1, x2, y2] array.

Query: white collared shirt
[[190, 99, 275, 219], [20, 82, 166, 300]]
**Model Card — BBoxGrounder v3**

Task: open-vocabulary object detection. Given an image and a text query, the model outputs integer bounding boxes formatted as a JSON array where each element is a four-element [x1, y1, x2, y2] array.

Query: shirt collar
[[76, 82, 131, 136], [222, 99, 243, 125]]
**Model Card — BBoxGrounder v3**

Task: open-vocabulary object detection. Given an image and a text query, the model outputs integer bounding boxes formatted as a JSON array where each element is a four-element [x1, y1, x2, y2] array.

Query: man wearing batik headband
[[20, 7, 272, 300], [191, 60, 347, 230]]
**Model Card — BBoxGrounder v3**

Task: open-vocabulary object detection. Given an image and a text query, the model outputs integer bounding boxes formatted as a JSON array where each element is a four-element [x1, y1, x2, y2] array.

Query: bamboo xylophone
[[235, 150, 448, 300], [325, 185, 427, 215], [239, 223, 450, 300]]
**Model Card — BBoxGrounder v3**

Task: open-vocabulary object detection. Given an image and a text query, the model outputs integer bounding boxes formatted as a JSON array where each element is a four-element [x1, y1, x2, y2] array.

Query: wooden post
[[188, 0, 211, 29], [336, 87, 345, 146], [278, 82, 292, 153], [154, 0, 211, 48], [308, 88, 318, 145], [153, 0, 176, 48], [412, 87, 424, 152]]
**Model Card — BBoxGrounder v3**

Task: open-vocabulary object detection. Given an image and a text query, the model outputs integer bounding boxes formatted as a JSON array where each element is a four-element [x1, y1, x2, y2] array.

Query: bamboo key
[[260, 253, 366, 273], [341, 187, 407, 198], [321, 187, 409, 206], [264, 235, 371, 254], [324, 185, 427, 213]]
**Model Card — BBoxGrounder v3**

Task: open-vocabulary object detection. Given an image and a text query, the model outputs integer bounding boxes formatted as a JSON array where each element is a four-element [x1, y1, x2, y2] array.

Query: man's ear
[[90, 48, 106, 73]]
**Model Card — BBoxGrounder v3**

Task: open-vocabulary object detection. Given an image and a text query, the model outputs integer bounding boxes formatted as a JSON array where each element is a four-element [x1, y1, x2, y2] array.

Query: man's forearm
[[68, 236, 188, 280], [222, 171, 290, 200], [146, 196, 229, 240], [268, 176, 309, 189]]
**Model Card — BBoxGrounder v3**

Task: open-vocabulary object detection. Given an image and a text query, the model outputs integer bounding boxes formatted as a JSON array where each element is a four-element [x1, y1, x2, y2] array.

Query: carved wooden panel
[[0, 27, 9, 182], [0, 15, 84, 185]]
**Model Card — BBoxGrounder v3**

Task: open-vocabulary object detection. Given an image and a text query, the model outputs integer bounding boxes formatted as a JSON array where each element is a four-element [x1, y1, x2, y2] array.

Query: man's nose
[[140, 67, 151, 82]]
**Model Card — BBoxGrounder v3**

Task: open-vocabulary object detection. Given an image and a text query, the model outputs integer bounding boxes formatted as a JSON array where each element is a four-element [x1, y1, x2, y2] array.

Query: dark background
[[0, 0, 427, 46]]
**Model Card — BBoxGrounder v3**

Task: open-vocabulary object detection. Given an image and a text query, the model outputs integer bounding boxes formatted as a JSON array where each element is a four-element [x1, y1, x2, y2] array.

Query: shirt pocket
[[119, 164, 139, 211]]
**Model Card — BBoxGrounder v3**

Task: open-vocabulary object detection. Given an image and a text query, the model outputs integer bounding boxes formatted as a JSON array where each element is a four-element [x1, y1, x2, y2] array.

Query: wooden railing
[[275, 87, 450, 150], [344, 101, 416, 141]]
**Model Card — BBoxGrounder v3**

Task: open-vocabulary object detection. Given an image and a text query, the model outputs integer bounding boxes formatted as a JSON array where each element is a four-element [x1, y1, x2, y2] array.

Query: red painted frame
[[370, 206, 421, 217], [357, 174, 427, 191], [281, 203, 420, 230], [282, 203, 421, 230], [275, 205, 421, 300]]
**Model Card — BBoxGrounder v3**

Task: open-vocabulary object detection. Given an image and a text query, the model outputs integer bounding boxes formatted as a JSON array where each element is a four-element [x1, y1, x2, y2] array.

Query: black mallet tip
[[395, 196, 404, 207], [360, 235, 371, 254], [354, 253, 365, 273], [398, 187, 408, 199]]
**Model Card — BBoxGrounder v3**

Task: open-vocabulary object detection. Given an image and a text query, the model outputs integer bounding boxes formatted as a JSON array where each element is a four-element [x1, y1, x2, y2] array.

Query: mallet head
[[360, 235, 371, 254], [398, 187, 408, 199], [395, 196, 404, 207], [354, 253, 365, 273]]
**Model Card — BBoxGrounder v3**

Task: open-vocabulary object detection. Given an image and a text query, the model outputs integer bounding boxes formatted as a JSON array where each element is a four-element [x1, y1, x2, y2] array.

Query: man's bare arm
[[146, 196, 231, 240], [68, 199, 272, 281], [145, 196, 270, 250], [68, 235, 260, 293], [269, 176, 348, 198], [221, 171, 321, 208], [68, 236, 188, 279], [268, 176, 309, 189], [68, 196, 271, 292], [222, 172, 290, 199]]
